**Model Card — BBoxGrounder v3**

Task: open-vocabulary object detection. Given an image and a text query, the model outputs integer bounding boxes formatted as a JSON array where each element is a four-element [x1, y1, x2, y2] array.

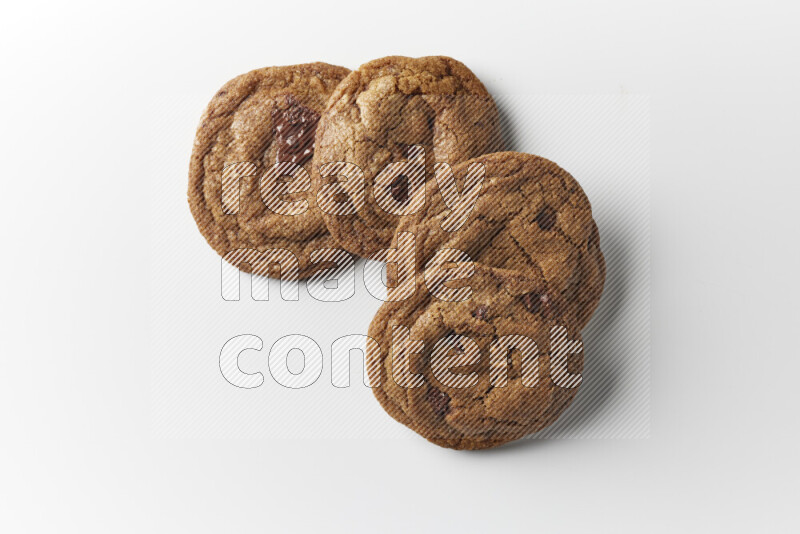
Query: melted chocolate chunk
[[521, 292, 543, 314], [390, 174, 409, 203], [272, 95, 320, 167], [472, 304, 489, 320], [427, 387, 450, 417], [535, 205, 557, 231]]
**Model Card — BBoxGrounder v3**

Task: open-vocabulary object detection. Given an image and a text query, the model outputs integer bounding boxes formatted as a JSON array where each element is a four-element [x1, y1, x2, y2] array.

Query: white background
[[1, 1, 799, 532]]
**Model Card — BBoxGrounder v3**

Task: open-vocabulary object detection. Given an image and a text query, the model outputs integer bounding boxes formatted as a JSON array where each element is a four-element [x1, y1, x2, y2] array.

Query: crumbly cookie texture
[[369, 264, 586, 450], [189, 62, 350, 278], [393, 151, 606, 330], [312, 55, 505, 258]]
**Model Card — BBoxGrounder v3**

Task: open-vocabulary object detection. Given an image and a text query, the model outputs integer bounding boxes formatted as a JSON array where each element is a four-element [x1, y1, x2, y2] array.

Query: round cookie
[[369, 263, 586, 450], [391, 151, 606, 330], [189, 62, 350, 278], [312, 56, 505, 258]]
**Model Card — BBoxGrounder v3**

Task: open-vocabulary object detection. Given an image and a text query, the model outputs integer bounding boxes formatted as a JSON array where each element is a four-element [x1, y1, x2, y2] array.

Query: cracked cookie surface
[[189, 62, 350, 278], [369, 264, 586, 450], [393, 151, 606, 330], [312, 56, 504, 258]]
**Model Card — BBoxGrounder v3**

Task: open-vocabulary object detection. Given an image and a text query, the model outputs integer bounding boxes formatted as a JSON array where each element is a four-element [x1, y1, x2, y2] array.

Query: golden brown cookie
[[392, 151, 606, 330], [189, 62, 350, 278], [369, 264, 587, 450], [312, 56, 505, 258]]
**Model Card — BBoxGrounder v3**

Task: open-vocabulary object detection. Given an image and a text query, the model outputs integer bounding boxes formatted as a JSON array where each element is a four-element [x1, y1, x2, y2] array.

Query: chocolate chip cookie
[[189, 62, 350, 278], [312, 56, 505, 258], [392, 151, 606, 330], [369, 263, 586, 449]]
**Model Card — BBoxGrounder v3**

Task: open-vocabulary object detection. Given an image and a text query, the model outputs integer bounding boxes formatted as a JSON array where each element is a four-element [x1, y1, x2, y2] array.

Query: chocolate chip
[[521, 292, 543, 314], [472, 304, 489, 320], [427, 387, 450, 417], [443, 330, 463, 351], [389, 174, 409, 203], [271, 95, 320, 167], [522, 292, 557, 317], [535, 206, 557, 231], [588, 226, 599, 250]]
